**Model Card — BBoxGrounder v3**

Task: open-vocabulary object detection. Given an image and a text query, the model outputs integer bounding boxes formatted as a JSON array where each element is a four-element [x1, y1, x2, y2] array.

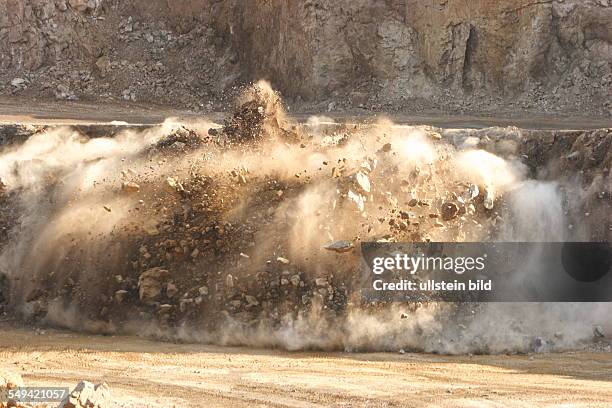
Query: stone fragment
[[0, 371, 24, 391], [245, 295, 259, 307], [158, 304, 172, 313], [323, 240, 354, 253], [167, 177, 186, 194], [165, 282, 178, 298], [441, 202, 459, 221], [69, 0, 97, 12], [61, 380, 111, 408], [121, 181, 140, 193], [10, 78, 26, 87], [354, 171, 371, 193], [114, 290, 128, 303], [290, 274, 301, 286], [483, 188, 495, 210], [138, 267, 170, 303], [225, 274, 234, 288], [347, 190, 365, 212]]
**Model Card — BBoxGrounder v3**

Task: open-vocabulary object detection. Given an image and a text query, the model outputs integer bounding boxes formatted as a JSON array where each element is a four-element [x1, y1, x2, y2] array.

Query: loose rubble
[[0, 85, 610, 355], [0, 371, 23, 392], [60, 381, 111, 408]]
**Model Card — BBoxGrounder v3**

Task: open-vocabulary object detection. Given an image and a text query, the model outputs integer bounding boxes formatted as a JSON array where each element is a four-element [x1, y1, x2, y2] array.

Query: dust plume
[[0, 83, 609, 354]]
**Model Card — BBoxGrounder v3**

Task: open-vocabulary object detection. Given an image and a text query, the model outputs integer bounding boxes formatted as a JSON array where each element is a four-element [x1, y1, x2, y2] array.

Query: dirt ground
[[0, 323, 610, 408], [0, 98, 611, 130]]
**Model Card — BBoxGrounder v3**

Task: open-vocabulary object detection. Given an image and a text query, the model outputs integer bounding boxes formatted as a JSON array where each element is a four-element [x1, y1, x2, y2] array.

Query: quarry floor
[[1, 98, 611, 130], [1, 324, 611, 408]]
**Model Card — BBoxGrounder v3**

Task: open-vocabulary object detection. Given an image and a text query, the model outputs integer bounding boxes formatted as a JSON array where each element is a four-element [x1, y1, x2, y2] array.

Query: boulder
[[138, 267, 170, 303], [61, 380, 111, 408], [0, 371, 24, 391]]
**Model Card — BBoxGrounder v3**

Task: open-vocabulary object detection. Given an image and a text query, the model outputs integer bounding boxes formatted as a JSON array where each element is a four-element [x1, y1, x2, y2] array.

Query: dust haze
[[0, 82, 609, 354]]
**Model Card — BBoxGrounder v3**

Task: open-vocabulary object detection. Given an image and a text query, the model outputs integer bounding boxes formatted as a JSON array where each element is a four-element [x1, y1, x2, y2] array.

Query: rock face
[[0, 0, 610, 114], [223, 0, 612, 112]]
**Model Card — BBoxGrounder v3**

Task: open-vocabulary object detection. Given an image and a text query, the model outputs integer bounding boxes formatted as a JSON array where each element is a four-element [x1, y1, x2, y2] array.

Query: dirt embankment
[[0, 0, 611, 115]]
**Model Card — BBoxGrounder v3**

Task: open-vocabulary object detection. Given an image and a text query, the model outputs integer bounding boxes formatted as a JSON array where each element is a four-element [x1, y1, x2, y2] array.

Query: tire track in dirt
[[1, 325, 611, 407]]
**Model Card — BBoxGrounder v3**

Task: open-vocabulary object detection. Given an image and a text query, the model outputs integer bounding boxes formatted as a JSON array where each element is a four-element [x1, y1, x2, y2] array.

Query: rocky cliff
[[0, 0, 610, 115]]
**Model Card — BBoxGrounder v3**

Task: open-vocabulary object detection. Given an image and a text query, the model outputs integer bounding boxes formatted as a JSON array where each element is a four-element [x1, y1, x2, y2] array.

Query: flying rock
[[323, 240, 354, 253], [121, 181, 140, 193], [441, 202, 459, 221], [483, 188, 495, 210], [348, 190, 365, 212], [354, 172, 371, 193]]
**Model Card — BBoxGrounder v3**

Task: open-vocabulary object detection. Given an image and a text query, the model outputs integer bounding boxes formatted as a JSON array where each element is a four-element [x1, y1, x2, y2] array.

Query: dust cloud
[[0, 82, 609, 354]]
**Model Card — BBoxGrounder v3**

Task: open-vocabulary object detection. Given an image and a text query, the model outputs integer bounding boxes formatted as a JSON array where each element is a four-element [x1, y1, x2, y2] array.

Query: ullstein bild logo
[[360, 242, 612, 302]]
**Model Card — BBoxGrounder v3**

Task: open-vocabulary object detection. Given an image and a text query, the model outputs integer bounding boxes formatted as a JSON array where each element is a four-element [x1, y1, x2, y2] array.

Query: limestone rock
[[61, 380, 111, 408], [138, 267, 170, 303], [0, 371, 24, 391]]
